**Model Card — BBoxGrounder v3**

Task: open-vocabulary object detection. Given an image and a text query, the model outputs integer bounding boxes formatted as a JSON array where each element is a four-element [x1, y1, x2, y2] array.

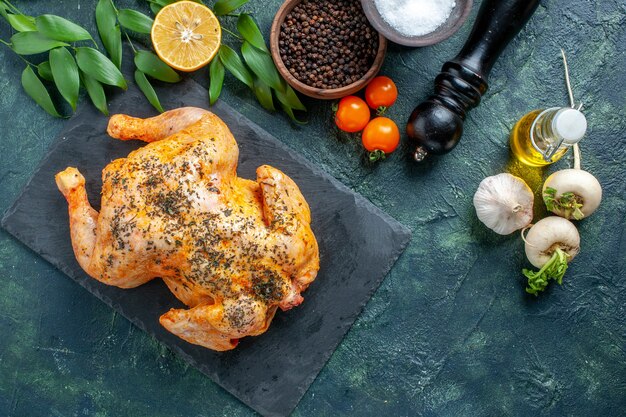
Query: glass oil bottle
[[510, 107, 587, 167]]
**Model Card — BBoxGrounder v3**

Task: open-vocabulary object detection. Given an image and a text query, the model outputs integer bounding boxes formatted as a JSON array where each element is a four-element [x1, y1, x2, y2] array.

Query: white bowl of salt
[[361, 0, 473, 47]]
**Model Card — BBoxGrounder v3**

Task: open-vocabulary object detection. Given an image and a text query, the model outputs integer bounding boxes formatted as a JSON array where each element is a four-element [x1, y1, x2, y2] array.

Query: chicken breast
[[55, 107, 319, 351]]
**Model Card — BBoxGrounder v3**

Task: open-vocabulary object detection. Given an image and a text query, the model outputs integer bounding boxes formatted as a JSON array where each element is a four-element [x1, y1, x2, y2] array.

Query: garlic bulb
[[473, 173, 534, 235]]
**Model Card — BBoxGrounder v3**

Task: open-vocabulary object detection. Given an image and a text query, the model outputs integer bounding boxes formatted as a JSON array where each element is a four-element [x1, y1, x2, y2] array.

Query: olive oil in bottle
[[510, 107, 587, 167]]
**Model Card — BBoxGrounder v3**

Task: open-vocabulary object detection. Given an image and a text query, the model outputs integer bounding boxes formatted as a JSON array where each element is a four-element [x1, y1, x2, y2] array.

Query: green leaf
[[35, 14, 92, 42], [149, 3, 162, 14], [543, 187, 585, 220], [108, 25, 123, 68], [49, 47, 80, 111], [278, 100, 307, 124], [523, 248, 570, 296], [209, 57, 224, 106], [96, 0, 122, 69], [7, 14, 37, 32], [543, 187, 557, 212], [150, 0, 177, 6], [275, 80, 306, 111], [252, 76, 274, 111], [10, 32, 69, 55], [241, 41, 282, 92], [134, 50, 181, 83], [148, 0, 201, 12], [21, 65, 61, 117], [75, 47, 127, 89], [37, 61, 54, 81], [81, 71, 109, 115], [237, 14, 267, 52], [135, 70, 164, 113], [218, 44, 253, 88], [213, 0, 249, 16], [0, 2, 8, 19], [118, 9, 154, 34]]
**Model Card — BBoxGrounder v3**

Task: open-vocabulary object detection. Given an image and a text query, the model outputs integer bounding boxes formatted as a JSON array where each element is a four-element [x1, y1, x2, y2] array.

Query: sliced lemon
[[151, 1, 221, 72]]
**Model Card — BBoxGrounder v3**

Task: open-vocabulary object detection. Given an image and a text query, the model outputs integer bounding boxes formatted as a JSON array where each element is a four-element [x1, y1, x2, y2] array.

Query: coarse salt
[[374, 0, 457, 37]]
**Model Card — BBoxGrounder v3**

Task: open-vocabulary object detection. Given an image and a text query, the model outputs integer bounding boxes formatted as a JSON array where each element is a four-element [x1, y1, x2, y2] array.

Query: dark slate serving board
[[1, 78, 411, 417]]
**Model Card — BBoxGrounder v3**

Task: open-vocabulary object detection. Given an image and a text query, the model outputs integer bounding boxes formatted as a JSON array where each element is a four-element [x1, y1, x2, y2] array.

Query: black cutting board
[[1, 78, 411, 417]]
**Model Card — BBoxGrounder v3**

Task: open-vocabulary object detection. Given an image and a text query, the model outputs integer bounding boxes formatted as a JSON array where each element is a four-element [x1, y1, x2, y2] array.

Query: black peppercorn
[[279, 0, 378, 90]]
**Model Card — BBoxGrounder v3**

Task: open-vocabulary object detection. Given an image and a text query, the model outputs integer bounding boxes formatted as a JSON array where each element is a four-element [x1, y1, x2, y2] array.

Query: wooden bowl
[[360, 0, 473, 47], [270, 0, 387, 100]]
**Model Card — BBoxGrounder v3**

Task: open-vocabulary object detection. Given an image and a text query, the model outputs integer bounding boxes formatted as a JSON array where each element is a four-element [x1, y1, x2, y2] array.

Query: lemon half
[[151, 1, 221, 72]]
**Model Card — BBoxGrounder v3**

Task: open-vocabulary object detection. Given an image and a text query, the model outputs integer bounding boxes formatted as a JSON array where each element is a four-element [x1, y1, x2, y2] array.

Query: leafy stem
[[94, 0, 171, 113], [108, 0, 119, 14], [369, 150, 386, 163], [523, 248, 570, 295], [222, 27, 242, 40], [0, 2, 127, 117], [123, 30, 137, 53], [15, 52, 35, 66], [0, 39, 36, 66], [1, 0, 307, 121], [543, 187, 585, 220], [3, 0, 22, 15]]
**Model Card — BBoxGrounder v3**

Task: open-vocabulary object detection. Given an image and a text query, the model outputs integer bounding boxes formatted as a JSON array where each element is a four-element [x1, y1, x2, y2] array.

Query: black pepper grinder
[[406, 0, 540, 162]]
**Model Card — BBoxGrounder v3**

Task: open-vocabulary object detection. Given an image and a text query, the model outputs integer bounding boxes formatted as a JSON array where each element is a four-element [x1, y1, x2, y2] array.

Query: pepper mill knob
[[407, 0, 540, 162], [408, 103, 461, 162]]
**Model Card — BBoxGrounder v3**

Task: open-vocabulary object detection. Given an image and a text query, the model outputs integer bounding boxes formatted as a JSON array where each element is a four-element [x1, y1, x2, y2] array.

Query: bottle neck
[[530, 107, 571, 161]]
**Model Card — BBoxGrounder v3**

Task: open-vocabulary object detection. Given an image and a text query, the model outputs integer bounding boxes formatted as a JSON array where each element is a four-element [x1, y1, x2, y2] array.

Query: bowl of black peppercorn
[[270, 0, 387, 100]]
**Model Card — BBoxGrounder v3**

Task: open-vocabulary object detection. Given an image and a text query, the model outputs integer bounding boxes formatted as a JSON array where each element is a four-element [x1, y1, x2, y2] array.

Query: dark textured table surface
[[1, 1, 625, 416]]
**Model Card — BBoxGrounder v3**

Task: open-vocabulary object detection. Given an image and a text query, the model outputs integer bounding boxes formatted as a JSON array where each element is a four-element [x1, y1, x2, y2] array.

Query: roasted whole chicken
[[55, 108, 319, 351]]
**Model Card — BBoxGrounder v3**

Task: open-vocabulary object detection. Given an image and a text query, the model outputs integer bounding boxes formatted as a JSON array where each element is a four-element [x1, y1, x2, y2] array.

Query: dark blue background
[[1, 0, 625, 416]]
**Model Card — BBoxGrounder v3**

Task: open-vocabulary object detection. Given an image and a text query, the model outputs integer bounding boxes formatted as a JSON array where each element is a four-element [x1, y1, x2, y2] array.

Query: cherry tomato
[[365, 76, 398, 113], [335, 96, 370, 133], [361, 117, 400, 162]]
